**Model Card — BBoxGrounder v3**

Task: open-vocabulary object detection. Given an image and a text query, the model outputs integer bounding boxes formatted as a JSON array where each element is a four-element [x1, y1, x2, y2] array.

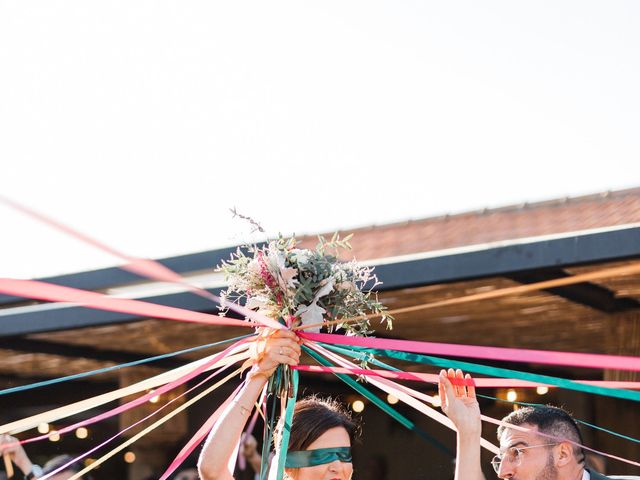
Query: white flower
[[267, 247, 298, 291], [291, 249, 311, 265], [314, 278, 334, 299], [245, 295, 269, 310], [294, 278, 335, 333], [296, 302, 326, 333]]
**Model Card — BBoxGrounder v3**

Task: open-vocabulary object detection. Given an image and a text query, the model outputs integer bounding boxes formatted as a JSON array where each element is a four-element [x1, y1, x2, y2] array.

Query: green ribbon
[[321, 343, 640, 450], [322, 344, 640, 403], [275, 369, 299, 480], [285, 447, 352, 468], [303, 345, 453, 457]]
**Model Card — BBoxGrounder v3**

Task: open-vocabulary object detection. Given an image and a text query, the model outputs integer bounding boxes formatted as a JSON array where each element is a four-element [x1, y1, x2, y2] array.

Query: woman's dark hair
[[276, 396, 358, 451]]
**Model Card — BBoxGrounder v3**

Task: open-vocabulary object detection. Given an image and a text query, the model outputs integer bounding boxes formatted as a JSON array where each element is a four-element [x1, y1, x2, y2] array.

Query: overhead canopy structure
[[1, 188, 640, 478]]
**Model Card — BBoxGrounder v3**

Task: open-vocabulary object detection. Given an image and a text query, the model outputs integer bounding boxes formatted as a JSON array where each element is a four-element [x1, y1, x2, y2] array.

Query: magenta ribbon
[[19, 338, 251, 446], [159, 383, 245, 480], [291, 365, 640, 389], [0, 195, 283, 330], [300, 332, 640, 372]]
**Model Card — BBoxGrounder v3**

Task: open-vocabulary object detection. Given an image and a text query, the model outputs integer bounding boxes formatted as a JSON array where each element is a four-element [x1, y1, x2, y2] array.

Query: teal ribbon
[[303, 345, 453, 457], [326, 344, 640, 403], [275, 369, 299, 480], [479, 395, 640, 445], [321, 343, 640, 447], [285, 447, 352, 468], [260, 393, 279, 480], [0, 334, 253, 396]]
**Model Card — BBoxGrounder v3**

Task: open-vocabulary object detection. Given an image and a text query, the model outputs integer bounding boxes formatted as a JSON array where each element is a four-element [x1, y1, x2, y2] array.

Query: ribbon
[[1, 342, 250, 435], [334, 345, 640, 402], [46, 367, 245, 480], [0, 278, 253, 328], [302, 344, 454, 457], [37, 361, 245, 480], [309, 342, 640, 468], [158, 383, 244, 480], [0, 334, 251, 397], [291, 365, 640, 390], [0, 195, 283, 330], [300, 332, 640, 372], [272, 370, 299, 480]]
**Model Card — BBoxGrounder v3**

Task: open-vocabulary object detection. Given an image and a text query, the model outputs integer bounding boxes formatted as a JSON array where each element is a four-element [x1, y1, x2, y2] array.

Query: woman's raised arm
[[198, 329, 301, 480]]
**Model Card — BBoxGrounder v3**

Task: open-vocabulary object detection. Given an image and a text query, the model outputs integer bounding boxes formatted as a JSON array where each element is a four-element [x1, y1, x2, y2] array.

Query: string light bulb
[[352, 400, 365, 413]]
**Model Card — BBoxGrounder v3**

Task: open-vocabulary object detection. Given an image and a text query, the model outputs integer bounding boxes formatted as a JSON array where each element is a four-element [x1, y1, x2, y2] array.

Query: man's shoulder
[[589, 469, 640, 480]]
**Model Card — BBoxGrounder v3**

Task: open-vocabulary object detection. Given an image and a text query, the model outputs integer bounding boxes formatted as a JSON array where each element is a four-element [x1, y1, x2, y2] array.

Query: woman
[[198, 330, 357, 480]]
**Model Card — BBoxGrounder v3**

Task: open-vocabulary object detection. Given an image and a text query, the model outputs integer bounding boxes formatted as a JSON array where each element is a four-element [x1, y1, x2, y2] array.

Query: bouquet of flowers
[[218, 234, 393, 395]]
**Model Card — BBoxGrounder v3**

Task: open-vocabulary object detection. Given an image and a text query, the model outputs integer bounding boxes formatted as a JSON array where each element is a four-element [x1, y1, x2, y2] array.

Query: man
[[438, 369, 640, 480]]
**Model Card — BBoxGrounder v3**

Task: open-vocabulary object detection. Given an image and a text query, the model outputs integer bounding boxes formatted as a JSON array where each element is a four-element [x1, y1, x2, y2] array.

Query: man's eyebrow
[[503, 441, 528, 450]]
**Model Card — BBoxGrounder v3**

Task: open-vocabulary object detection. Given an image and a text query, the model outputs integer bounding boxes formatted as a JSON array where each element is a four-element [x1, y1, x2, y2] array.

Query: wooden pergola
[[1, 193, 640, 479]]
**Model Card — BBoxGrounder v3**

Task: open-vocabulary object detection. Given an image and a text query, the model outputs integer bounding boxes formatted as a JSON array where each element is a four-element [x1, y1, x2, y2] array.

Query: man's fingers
[[465, 373, 476, 399], [447, 368, 461, 397], [455, 369, 466, 397], [439, 369, 456, 403]]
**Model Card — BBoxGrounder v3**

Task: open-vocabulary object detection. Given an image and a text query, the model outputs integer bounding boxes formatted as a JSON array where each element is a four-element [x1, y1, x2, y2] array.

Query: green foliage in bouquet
[[218, 233, 393, 336]]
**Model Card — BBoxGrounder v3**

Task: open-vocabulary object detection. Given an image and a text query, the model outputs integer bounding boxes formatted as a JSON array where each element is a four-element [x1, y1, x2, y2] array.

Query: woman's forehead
[[306, 426, 351, 450]]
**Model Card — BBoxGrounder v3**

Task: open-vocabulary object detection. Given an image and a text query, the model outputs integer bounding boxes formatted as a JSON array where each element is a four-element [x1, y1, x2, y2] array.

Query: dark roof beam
[[0, 337, 187, 370], [505, 268, 640, 313]]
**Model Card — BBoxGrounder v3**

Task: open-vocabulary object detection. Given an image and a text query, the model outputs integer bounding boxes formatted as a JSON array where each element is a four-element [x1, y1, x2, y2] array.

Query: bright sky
[[1, 1, 639, 279]]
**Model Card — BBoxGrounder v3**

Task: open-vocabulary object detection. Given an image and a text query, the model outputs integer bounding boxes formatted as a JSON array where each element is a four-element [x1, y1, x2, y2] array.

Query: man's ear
[[555, 442, 575, 467]]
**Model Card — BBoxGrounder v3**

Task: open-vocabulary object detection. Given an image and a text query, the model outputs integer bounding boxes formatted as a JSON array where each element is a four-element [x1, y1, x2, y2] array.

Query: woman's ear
[[555, 442, 575, 467]]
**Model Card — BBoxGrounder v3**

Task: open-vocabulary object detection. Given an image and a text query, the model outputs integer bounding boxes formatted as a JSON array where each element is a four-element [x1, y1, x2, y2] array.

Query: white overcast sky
[[1, 1, 639, 279]]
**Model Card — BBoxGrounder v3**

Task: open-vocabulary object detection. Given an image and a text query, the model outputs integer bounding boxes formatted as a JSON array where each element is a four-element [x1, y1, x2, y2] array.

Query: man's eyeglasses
[[491, 443, 558, 473]]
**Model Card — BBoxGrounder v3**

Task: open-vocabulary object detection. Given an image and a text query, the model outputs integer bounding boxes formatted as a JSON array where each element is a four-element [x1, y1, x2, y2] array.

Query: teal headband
[[284, 447, 352, 468]]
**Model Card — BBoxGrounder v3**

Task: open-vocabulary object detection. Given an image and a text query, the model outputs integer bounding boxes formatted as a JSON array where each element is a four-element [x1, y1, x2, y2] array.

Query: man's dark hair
[[497, 405, 585, 463], [42, 454, 85, 475]]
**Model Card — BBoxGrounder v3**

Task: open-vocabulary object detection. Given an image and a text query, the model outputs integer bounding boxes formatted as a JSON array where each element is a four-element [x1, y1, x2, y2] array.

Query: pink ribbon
[[0, 278, 253, 328], [300, 332, 640, 372], [305, 341, 640, 468], [159, 383, 244, 480], [291, 365, 640, 389], [0, 195, 283, 330], [19, 338, 250, 446]]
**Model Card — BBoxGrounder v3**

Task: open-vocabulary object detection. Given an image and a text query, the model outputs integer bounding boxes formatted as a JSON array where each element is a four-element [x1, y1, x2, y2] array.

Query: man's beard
[[534, 453, 559, 480]]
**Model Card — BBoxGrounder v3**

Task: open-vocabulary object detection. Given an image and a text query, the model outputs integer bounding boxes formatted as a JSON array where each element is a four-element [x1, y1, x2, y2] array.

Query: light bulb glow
[[76, 427, 88, 439], [536, 386, 549, 395], [37, 423, 50, 434], [49, 431, 61, 442], [386, 394, 399, 405], [506, 389, 518, 402], [124, 452, 136, 464], [352, 400, 365, 413]]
